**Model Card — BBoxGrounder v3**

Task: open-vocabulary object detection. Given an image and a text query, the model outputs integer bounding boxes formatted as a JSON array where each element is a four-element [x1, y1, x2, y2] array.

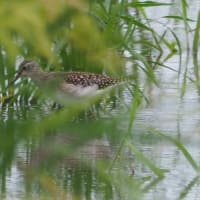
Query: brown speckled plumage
[[65, 72, 119, 89]]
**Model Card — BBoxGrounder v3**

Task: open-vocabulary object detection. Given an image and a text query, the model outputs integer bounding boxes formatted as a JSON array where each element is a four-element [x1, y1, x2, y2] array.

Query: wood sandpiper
[[9, 60, 121, 101]]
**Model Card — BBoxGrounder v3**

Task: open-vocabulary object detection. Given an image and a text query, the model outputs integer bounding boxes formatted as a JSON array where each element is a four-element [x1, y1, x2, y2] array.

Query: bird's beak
[[7, 69, 23, 88]]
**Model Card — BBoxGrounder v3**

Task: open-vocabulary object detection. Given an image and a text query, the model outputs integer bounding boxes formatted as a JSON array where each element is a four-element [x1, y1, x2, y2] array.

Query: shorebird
[[9, 60, 121, 101]]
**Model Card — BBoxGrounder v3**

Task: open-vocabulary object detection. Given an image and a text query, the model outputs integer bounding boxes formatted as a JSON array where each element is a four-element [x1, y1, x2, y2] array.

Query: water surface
[[1, 1, 200, 199]]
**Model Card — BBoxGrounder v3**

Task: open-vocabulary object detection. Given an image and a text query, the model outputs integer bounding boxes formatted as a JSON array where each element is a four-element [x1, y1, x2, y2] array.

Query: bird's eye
[[23, 66, 27, 70]]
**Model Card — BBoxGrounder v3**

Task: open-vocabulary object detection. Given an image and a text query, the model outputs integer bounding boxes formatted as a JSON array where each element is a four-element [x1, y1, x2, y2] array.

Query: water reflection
[[1, 1, 200, 199], [134, 80, 200, 199], [1, 73, 200, 199], [29, 133, 113, 168], [17, 133, 116, 200], [0, 100, 135, 200]]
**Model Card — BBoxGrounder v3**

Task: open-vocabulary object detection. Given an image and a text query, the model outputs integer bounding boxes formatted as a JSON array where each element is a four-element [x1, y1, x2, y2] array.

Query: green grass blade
[[169, 29, 182, 76], [126, 141, 165, 178], [151, 129, 200, 172], [127, 1, 173, 7], [109, 87, 141, 171], [177, 176, 199, 200], [163, 15, 195, 22], [193, 10, 200, 88], [121, 16, 153, 32]]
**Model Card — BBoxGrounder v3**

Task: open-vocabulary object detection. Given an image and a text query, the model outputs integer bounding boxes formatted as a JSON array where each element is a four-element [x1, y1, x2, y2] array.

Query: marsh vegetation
[[0, 0, 200, 199]]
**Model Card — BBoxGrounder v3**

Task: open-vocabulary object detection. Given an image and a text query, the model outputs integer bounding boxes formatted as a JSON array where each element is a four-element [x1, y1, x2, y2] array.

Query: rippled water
[[135, 81, 200, 199], [130, 1, 200, 199], [1, 1, 200, 200], [3, 65, 200, 199]]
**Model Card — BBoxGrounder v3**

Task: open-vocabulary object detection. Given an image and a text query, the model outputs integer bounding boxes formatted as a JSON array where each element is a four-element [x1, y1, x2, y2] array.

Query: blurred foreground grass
[[0, 0, 200, 199]]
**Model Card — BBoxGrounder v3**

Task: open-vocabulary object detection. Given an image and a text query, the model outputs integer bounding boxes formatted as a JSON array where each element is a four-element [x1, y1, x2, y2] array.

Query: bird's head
[[9, 60, 41, 86]]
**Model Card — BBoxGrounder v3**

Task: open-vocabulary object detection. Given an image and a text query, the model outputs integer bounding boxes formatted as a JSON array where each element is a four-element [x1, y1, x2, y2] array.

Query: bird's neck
[[29, 71, 64, 86], [29, 71, 48, 85]]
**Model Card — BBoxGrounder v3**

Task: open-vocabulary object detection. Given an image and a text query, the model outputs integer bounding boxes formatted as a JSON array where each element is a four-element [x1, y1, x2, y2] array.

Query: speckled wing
[[65, 72, 119, 89]]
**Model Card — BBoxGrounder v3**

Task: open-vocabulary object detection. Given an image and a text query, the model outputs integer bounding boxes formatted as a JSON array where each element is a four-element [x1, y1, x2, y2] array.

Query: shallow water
[[2, 65, 200, 200], [133, 1, 200, 198], [135, 81, 200, 199], [1, 1, 200, 200]]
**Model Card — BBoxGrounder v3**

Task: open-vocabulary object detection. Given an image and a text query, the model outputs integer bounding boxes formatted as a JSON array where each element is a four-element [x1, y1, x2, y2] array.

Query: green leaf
[[163, 15, 195, 22], [127, 1, 173, 7]]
